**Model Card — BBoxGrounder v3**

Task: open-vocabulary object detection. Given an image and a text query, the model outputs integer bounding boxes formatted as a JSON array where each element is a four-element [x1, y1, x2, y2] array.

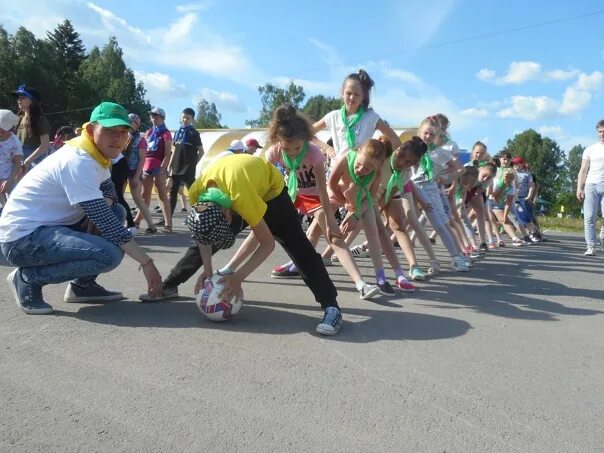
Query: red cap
[[511, 157, 526, 166], [245, 138, 263, 149]]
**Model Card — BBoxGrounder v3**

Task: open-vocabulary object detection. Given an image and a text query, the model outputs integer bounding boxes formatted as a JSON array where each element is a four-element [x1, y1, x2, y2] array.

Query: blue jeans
[[0, 204, 125, 287], [584, 182, 604, 247]]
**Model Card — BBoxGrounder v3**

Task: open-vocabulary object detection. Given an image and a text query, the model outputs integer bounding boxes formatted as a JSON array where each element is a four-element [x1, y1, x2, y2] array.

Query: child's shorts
[[294, 194, 322, 215]]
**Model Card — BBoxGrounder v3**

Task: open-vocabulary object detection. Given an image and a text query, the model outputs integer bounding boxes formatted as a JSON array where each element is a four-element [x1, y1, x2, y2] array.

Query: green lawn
[[538, 216, 585, 233]]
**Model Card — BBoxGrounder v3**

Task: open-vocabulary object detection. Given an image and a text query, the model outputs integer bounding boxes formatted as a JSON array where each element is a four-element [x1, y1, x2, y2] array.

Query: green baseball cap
[[90, 102, 131, 128]]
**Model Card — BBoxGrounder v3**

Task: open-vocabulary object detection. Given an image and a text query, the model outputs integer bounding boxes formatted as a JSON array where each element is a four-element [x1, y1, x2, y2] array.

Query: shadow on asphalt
[[52, 299, 472, 343]]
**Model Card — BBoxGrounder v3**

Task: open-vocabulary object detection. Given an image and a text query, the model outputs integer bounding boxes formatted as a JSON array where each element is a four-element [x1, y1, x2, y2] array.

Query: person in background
[[135, 107, 172, 233], [227, 140, 245, 154], [11, 84, 51, 169], [0, 110, 24, 208], [577, 119, 604, 256], [245, 138, 263, 156], [50, 126, 76, 154], [168, 107, 203, 216]]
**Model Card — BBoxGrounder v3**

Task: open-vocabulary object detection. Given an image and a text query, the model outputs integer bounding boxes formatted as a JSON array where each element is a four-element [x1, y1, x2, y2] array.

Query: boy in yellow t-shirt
[[143, 154, 343, 336]]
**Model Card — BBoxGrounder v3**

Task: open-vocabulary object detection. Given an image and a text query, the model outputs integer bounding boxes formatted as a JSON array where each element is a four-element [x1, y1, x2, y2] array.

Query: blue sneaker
[[316, 306, 342, 336], [7, 269, 53, 314]]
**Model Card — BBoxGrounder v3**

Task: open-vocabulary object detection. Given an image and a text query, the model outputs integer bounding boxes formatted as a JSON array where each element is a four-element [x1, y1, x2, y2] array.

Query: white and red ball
[[196, 273, 243, 322]]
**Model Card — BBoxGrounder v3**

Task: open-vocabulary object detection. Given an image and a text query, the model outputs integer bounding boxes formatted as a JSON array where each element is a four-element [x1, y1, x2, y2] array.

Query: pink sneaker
[[396, 278, 417, 292]]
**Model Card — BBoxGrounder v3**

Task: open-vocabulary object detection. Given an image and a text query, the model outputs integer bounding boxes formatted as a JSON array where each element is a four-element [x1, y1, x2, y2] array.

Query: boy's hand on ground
[[142, 262, 162, 297]]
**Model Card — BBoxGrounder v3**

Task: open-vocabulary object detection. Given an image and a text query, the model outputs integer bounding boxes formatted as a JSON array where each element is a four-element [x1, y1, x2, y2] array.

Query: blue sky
[[1, 0, 603, 153]]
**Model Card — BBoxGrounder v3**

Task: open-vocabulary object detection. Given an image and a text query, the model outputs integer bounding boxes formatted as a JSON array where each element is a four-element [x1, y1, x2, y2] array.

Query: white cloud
[[560, 71, 603, 115], [83, 2, 261, 86], [134, 71, 188, 99], [476, 68, 496, 81], [86, 3, 151, 45], [460, 107, 489, 118], [497, 96, 559, 121], [272, 77, 337, 95], [478, 61, 580, 85], [537, 125, 594, 152], [194, 88, 247, 113], [500, 61, 542, 84], [175, 1, 212, 13]]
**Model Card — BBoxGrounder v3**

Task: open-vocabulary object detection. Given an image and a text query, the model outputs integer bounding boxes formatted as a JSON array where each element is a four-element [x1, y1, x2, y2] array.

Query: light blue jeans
[[0, 205, 125, 287], [584, 182, 604, 248]]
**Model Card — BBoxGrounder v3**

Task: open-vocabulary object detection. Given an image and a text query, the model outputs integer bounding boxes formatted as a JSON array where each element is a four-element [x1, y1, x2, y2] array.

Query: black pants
[[111, 158, 134, 227], [163, 189, 338, 309], [169, 171, 196, 215]]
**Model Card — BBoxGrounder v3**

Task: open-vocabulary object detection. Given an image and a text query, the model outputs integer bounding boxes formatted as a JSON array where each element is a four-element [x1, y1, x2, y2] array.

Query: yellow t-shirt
[[189, 154, 285, 227]]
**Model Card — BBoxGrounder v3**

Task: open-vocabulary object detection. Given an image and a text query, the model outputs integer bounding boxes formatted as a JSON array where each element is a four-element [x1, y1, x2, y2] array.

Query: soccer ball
[[195, 273, 243, 322]]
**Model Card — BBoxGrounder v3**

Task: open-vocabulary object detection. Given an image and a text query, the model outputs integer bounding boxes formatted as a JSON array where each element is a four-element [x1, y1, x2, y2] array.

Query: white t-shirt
[[324, 108, 381, 164], [583, 142, 604, 185], [0, 144, 110, 243], [0, 134, 23, 179]]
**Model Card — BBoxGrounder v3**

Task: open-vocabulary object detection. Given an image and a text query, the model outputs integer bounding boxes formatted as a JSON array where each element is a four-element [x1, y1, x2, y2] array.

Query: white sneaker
[[127, 226, 138, 235], [584, 247, 595, 256], [350, 245, 369, 258], [452, 257, 470, 272], [460, 256, 473, 268]]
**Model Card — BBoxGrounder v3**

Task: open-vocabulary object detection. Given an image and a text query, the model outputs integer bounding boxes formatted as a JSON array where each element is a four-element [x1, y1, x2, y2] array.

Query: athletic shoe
[[452, 257, 470, 272], [479, 243, 488, 253], [359, 283, 380, 300], [529, 234, 541, 243], [523, 235, 535, 245], [378, 281, 395, 296], [427, 261, 441, 276], [153, 205, 161, 212], [127, 226, 138, 235], [64, 282, 123, 303], [498, 240, 506, 247], [7, 269, 53, 314], [271, 265, 300, 279], [139, 286, 179, 302], [396, 278, 417, 292], [512, 238, 530, 246], [408, 265, 426, 281], [584, 247, 595, 257], [316, 306, 342, 336], [429, 237, 437, 245], [460, 256, 473, 268], [350, 245, 369, 258]]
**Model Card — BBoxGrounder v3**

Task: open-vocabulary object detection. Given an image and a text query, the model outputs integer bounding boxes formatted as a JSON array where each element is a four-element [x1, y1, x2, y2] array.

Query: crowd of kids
[[0, 71, 588, 337]]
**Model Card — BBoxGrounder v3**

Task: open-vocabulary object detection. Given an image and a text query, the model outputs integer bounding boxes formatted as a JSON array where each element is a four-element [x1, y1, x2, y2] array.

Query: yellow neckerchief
[[65, 123, 111, 168]]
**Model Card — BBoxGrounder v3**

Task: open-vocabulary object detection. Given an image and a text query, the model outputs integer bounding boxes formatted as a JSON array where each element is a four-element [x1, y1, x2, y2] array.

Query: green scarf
[[198, 187, 232, 209], [384, 153, 403, 203], [341, 105, 365, 150], [281, 142, 308, 201], [420, 143, 435, 181], [347, 151, 375, 218]]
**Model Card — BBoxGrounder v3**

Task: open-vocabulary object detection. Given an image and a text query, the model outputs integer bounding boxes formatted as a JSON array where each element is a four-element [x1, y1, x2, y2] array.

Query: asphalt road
[[1, 212, 603, 452]]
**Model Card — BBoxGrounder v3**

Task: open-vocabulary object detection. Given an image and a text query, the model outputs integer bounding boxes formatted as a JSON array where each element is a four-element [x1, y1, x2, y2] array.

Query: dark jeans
[[163, 189, 338, 309], [111, 158, 135, 227], [169, 171, 196, 215]]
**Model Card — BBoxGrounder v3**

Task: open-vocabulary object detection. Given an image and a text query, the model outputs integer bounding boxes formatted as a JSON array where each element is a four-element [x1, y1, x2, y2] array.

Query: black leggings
[[169, 171, 195, 215], [163, 189, 339, 309], [110, 158, 134, 227]]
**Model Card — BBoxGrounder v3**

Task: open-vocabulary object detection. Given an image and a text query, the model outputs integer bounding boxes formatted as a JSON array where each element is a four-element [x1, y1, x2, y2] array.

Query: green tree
[[194, 99, 225, 129], [565, 144, 585, 193], [246, 81, 305, 127], [302, 95, 341, 122], [46, 20, 85, 74], [505, 129, 565, 203], [77, 37, 151, 127]]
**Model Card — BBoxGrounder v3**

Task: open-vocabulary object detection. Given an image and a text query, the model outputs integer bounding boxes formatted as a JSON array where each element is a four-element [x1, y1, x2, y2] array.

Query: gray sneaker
[[7, 269, 53, 314], [139, 285, 178, 302], [316, 306, 342, 336], [64, 282, 123, 303]]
